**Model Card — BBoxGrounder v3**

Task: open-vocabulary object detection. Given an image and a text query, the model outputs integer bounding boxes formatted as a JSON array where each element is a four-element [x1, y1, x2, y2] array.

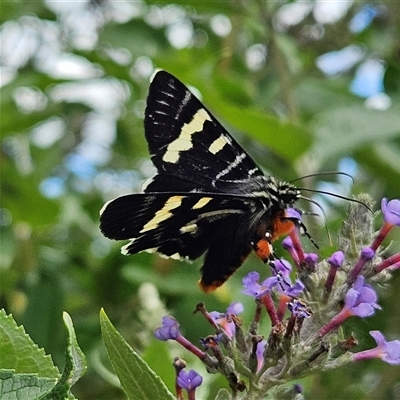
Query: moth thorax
[[264, 177, 300, 208]]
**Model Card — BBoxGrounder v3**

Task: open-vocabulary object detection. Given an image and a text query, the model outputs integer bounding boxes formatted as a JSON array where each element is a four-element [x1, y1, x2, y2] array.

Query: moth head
[[266, 177, 301, 209]]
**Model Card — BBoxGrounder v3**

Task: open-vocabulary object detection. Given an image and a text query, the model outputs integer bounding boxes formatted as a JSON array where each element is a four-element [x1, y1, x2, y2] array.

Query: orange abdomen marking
[[254, 211, 296, 262], [271, 211, 296, 241], [254, 238, 272, 262]]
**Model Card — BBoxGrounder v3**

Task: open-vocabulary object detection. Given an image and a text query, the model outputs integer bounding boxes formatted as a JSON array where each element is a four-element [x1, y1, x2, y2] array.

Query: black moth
[[100, 71, 300, 292]]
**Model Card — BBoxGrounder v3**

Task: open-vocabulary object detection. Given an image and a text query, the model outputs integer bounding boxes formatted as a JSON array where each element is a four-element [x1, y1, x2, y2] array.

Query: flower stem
[[317, 308, 352, 338], [176, 335, 206, 360], [289, 230, 305, 266], [260, 292, 279, 326], [348, 248, 375, 285], [370, 221, 393, 251], [374, 253, 400, 273]]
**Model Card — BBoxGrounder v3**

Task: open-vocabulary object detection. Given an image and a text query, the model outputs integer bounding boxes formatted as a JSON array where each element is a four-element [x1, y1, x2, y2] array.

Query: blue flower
[[242, 271, 276, 298], [209, 302, 244, 338], [318, 276, 381, 338], [345, 276, 381, 317], [381, 198, 400, 226], [256, 339, 267, 372], [305, 253, 318, 269], [288, 299, 311, 319], [328, 251, 345, 268], [154, 316, 180, 340], [353, 331, 400, 365], [177, 369, 203, 390], [271, 259, 292, 276]]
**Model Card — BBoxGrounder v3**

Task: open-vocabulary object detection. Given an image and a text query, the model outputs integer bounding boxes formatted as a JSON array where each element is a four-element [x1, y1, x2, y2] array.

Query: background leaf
[[100, 308, 175, 400]]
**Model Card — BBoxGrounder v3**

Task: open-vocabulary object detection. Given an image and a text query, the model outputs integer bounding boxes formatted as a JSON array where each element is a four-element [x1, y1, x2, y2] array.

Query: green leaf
[[142, 340, 175, 394], [38, 312, 87, 399], [215, 388, 232, 400], [0, 310, 86, 400], [121, 261, 201, 296], [61, 312, 87, 386], [0, 309, 59, 378], [100, 308, 175, 400], [0, 370, 57, 400], [208, 98, 312, 162], [310, 104, 400, 163]]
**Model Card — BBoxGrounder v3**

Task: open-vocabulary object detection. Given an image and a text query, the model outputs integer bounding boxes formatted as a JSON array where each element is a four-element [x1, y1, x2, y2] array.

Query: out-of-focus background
[[1, 1, 399, 398]]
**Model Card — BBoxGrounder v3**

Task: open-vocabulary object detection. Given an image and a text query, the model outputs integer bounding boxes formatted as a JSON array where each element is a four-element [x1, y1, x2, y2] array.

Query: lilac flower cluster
[[154, 197, 400, 399]]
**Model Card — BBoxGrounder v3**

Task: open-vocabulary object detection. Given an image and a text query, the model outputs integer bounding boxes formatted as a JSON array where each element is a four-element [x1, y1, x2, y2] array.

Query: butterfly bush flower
[[272, 259, 292, 276], [317, 276, 380, 338], [348, 246, 375, 284], [177, 369, 203, 400], [153, 196, 400, 399], [177, 369, 203, 390], [372, 198, 400, 248], [324, 250, 345, 295], [270, 261, 306, 320], [348, 198, 400, 283], [154, 315, 181, 340], [242, 271, 279, 325], [282, 236, 300, 267], [353, 331, 400, 365], [155, 316, 205, 360], [304, 252, 318, 270], [173, 357, 187, 400], [209, 302, 244, 338], [255, 339, 267, 372], [285, 208, 306, 264]]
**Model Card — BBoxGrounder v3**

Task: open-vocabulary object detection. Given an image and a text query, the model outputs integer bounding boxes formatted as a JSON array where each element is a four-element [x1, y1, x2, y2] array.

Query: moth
[[100, 71, 302, 292]]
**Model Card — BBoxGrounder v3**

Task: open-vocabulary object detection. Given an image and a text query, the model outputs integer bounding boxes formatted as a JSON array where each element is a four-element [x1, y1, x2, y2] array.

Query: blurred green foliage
[[1, 1, 399, 399]]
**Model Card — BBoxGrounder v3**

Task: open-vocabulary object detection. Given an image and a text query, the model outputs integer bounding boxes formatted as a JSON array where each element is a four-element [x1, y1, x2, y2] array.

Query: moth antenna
[[298, 189, 372, 212], [299, 195, 331, 246], [290, 171, 354, 184]]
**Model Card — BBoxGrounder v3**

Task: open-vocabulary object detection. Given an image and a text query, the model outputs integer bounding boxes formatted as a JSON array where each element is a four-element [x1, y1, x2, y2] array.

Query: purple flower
[[242, 272, 276, 298], [325, 251, 345, 295], [242, 272, 280, 325], [177, 369, 203, 390], [328, 251, 345, 268], [155, 316, 206, 360], [369, 198, 400, 254], [284, 279, 305, 297], [282, 236, 300, 265], [305, 252, 318, 269], [226, 302, 244, 315], [256, 340, 267, 372], [318, 276, 381, 338], [381, 198, 400, 226], [286, 207, 302, 221], [271, 259, 292, 276], [361, 247, 375, 259], [282, 236, 294, 250], [348, 247, 375, 283], [288, 299, 311, 319], [345, 276, 381, 317], [353, 331, 400, 365], [154, 316, 180, 340], [209, 302, 244, 338], [271, 258, 292, 276]]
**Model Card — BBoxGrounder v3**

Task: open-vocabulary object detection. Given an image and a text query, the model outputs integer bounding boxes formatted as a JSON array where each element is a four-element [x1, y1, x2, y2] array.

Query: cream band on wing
[[163, 108, 212, 163]]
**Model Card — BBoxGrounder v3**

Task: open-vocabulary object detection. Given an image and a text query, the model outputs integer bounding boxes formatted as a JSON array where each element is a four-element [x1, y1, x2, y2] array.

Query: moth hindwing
[[100, 70, 300, 292]]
